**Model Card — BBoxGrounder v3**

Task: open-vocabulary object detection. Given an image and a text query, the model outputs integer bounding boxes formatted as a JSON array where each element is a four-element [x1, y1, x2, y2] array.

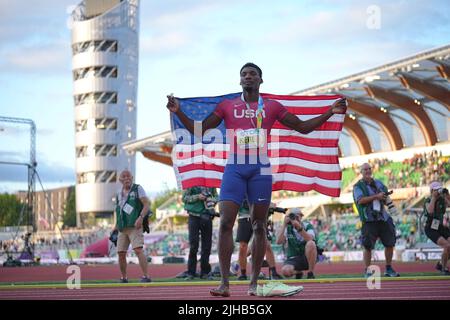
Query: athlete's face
[[240, 67, 263, 91]]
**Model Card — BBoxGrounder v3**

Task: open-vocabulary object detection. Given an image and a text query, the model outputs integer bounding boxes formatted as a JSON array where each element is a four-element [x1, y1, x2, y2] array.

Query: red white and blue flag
[[170, 92, 345, 197]]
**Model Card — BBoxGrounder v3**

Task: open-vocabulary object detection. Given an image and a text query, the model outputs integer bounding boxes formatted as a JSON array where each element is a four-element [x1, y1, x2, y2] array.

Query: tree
[[0, 193, 24, 227], [63, 190, 77, 228]]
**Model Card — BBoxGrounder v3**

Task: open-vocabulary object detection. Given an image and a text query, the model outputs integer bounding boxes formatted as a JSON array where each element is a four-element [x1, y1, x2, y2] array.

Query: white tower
[[71, 0, 139, 227]]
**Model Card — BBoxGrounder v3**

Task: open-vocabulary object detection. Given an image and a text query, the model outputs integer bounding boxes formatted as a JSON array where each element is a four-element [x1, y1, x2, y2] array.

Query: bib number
[[236, 129, 265, 149], [431, 219, 440, 230]]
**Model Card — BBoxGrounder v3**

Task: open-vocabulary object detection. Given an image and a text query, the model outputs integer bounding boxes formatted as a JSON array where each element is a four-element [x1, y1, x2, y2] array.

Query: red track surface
[[0, 280, 449, 300], [1, 261, 449, 300], [0, 261, 440, 283]]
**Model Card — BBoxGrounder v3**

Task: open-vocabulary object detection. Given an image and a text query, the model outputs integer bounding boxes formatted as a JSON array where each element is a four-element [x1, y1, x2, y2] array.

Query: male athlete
[[167, 62, 347, 297]]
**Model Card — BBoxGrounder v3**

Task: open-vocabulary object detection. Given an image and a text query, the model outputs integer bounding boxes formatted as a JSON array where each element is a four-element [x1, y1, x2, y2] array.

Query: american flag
[[170, 92, 345, 197]]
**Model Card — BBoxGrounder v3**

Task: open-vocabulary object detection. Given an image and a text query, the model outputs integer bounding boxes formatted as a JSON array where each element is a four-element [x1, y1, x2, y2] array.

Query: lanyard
[[240, 93, 264, 129]]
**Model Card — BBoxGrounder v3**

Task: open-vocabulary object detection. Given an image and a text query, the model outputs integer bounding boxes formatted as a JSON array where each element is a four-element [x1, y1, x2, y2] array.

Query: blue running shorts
[[219, 155, 272, 206]]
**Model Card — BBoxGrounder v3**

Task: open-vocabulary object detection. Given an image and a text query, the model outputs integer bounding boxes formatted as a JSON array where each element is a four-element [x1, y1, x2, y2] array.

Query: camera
[[287, 212, 299, 225], [438, 188, 449, 196], [268, 206, 287, 215], [203, 191, 220, 217], [109, 229, 118, 247], [288, 213, 297, 220], [383, 190, 398, 215]]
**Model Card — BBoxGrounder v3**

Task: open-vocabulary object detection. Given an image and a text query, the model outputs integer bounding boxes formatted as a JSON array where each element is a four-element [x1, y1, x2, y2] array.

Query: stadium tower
[[71, 0, 139, 227]]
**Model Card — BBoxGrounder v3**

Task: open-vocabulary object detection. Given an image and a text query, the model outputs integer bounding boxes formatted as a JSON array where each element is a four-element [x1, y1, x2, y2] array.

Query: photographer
[[182, 187, 218, 280], [276, 208, 317, 279], [353, 163, 400, 278], [113, 170, 151, 283], [424, 181, 450, 275], [235, 200, 283, 280]]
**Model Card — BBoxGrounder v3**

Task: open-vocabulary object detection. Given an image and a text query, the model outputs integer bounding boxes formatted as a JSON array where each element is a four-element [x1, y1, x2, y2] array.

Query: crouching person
[[276, 208, 317, 279]]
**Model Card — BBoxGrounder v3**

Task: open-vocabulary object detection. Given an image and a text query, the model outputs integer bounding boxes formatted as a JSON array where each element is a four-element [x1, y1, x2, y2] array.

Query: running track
[[0, 262, 449, 300], [0, 279, 449, 300]]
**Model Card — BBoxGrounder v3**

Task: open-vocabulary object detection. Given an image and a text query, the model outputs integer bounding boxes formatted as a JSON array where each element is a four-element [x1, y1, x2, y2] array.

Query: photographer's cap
[[289, 207, 303, 216], [430, 181, 442, 191]]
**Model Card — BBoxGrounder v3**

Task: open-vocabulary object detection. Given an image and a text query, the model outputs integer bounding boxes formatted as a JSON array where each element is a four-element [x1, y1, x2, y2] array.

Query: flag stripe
[[272, 181, 341, 197], [174, 148, 338, 164], [271, 165, 342, 180], [272, 121, 343, 131]]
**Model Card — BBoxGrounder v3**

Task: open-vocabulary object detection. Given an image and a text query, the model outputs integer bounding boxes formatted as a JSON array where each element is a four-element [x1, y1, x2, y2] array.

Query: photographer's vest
[[353, 179, 388, 223], [423, 197, 446, 227], [286, 223, 314, 258], [116, 184, 143, 231]]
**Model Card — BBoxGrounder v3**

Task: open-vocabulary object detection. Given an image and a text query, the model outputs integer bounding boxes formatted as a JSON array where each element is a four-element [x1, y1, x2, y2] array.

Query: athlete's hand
[[166, 94, 180, 113], [331, 98, 347, 114]]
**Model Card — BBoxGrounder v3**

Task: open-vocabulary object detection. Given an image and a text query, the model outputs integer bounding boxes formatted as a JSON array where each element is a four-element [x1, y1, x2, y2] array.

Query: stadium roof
[[123, 44, 450, 165]]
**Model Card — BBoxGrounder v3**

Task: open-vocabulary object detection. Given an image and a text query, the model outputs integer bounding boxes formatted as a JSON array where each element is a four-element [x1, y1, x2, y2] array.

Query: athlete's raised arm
[[279, 98, 347, 134], [166, 94, 222, 136]]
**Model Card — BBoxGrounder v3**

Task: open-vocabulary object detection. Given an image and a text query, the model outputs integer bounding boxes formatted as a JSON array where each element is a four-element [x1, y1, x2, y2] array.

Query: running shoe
[[119, 278, 128, 283], [210, 287, 230, 297], [247, 287, 257, 296], [270, 272, 283, 280], [306, 271, 315, 279], [364, 268, 374, 278], [384, 267, 400, 277], [436, 261, 443, 272], [237, 274, 248, 281], [140, 276, 152, 283], [441, 269, 450, 276], [256, 281, 304, 297], [258, 271, 267, 280]]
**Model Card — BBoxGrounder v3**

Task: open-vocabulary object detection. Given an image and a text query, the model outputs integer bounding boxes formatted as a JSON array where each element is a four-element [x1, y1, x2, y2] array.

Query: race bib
[[236, 129, 265, 149], [431, 219, 440, 230], [123, 203, 134, 215]]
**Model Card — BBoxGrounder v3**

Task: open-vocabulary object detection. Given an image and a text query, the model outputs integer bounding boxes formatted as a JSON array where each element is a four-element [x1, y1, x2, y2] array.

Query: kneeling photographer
[[182, 187, 218, 280], [353, 163, 400, 278], [276, 208, 318, 279], [424, 181, 450, 275]]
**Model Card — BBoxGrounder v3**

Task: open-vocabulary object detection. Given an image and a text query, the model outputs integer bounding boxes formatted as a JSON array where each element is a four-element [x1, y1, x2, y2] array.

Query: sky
[[0, 0, 449, 197]]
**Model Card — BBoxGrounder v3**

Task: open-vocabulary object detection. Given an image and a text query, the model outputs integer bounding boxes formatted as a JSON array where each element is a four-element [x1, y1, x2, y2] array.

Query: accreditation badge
[[236, 129, 265, 149], [123, 203, 134, 215], [431, 219, 440, 230]]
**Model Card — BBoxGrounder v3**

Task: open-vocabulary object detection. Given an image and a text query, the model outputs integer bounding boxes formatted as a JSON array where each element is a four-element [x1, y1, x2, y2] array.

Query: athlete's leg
[[211, 163, 246, 296], [214, 201, 239, 291], [239, 241, 249, 275], [249, 202, 270, 292]]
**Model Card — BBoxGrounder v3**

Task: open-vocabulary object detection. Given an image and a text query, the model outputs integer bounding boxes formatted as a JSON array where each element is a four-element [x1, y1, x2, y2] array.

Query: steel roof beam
[[399, 73, 450, 111], [366, 85, 438, 146], [345, 98, 404, 150], [343, 115, 372, 155]]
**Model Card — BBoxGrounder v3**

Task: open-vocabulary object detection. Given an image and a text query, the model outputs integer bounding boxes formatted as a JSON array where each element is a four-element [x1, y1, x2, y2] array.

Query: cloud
[[263, 1, 450, 46], [140, 31, 191, 55], [0, 41, 71, 74], [0, 160, 74, 183]]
